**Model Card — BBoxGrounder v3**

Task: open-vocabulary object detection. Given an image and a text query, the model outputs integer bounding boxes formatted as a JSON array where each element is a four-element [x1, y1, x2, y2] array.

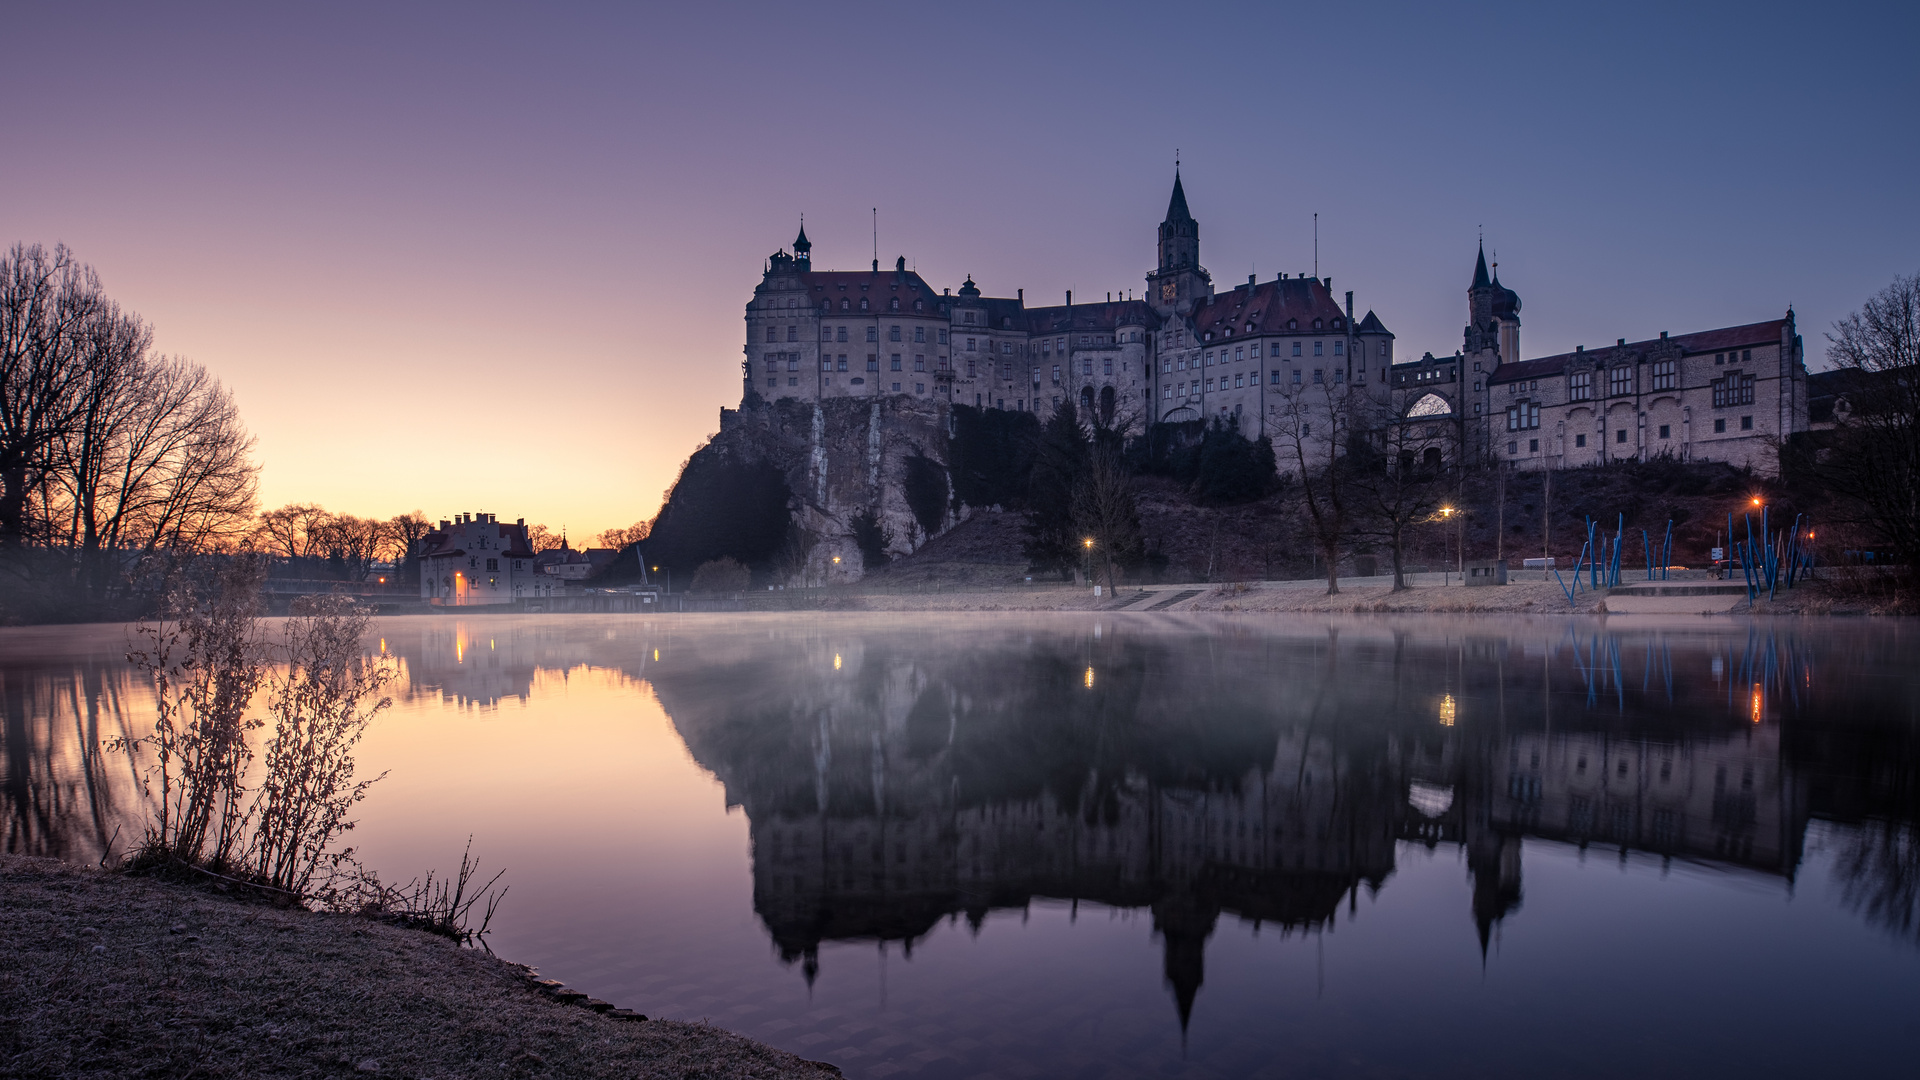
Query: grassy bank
[[0, 855, 837, 1080]]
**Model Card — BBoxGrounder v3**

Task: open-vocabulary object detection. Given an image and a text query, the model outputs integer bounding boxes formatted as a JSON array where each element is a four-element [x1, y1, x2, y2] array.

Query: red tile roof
[[1189, 278, 1350, 340], [804, 270, 943, 313], [1487, 318, 1790, 385], [1024, 299, 1156, 335]]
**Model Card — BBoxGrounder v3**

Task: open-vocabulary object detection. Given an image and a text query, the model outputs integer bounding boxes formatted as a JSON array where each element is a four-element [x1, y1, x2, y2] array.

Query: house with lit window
[[418, 513, 557, 605]]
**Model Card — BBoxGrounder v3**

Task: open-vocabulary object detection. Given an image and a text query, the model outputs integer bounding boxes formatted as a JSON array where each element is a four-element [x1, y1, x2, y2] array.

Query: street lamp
[[652, 565, 672, 594], [1083, 537, 1095, 586]]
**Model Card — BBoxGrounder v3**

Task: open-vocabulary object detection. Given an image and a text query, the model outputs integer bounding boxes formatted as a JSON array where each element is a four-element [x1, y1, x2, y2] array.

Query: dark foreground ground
[[0, 855, 837, 1080]]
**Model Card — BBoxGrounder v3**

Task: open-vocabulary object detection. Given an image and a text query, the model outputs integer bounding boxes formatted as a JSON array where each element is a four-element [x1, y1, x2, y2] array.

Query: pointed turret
[[1472, 242, 1491, 289], [1148, 168, 1209, 315], [793, 220, 811, 271]]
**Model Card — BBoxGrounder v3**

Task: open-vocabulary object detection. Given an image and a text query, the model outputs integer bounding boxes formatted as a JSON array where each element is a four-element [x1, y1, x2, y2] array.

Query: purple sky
[[5, 2, 1914, 535]]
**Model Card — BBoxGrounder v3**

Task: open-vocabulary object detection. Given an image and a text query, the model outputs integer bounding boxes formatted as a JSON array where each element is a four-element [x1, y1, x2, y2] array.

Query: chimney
[[439, 520, 450, 531], [1017, 288, 1023, 303], [1660, 331, 1668, 340], [895, 255, 905, 273], [1107, 292, 1112, 302], [1346, 291, 1354, 321], [1066, 290, 1072, 307], [1325, 277, 1332, 292], [516, 517, 524, 526], [1618, 338, 1626, 347], [1247, 274, 1256, 290]]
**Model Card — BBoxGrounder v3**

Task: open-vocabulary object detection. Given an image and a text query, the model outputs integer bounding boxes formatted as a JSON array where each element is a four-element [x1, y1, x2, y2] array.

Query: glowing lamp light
[[1751, 684, 1763, 724], [1751, 496, 1763, 506], [1084, 666, 1095, 689], [833, 653, 843, 670], [377, 576, 386, 584], [1083, 537, 1094, 548], [653, 648, 660, 662], [832, 556, 841, 565]]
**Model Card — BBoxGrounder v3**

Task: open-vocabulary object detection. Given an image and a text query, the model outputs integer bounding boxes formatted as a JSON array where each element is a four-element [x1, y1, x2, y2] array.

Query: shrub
[[690, 556, 751, 594]]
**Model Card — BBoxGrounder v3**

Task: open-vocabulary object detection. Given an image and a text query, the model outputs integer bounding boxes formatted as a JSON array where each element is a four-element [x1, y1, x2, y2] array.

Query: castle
[[746, 172, 1808, 475]]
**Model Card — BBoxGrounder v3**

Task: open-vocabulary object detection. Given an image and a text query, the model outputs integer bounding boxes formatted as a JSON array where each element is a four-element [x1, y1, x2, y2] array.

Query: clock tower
[[1146, 168, 1211, 319]]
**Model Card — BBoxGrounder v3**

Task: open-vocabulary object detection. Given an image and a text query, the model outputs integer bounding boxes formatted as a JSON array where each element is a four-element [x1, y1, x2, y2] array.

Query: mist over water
[[7, 613, 1919, 1078]]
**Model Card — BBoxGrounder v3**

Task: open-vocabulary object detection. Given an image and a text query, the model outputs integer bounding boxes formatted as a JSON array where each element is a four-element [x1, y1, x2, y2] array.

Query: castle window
[[788, 377, 798, 386], [939, 329, 948, 344], [1333, 340, 1344, 356], [821, 357, 832, 371], [838, 327, 848, 342], [1235, 373, 1244, 388], [787, 326, 798, 341], [1569, 372, 1593, 401], [1741, 415, 1754, 430], [1292, 369, 1302, 385], [966, 338, 976, 351], [1616, 429, 1628, 443], [1235, 346, 1244, 362], [1314, 341, 1323, 356], [1716, 352, 1725, 364], [1293, 342, 1302, 357], [1575, 433, 1587, 447], [1164, 384, 1172, 399], [915, 355, 925, 371], [866, 327, 878, 342], [889, 326, 901, 341], [1205, 378, 1214, 392], [1652, 360, 1675, 389], [1104, 358, 1113, 375], [967, 359, 976, 377], [768, 378, 777, 388], [821, 326, 832, 341], [1714, 418, 1726, 433], [766, 358, 778, 371], [1001, 362, 1011, 379], [889, 298, 899, 311], [1743, 349, 1752, 362], [840, 299, 849, 310], [914, 327, 925, 343], [1333, 369, 1344, 384], [1083, 358, 1093, 376], [1051, 365, 1061, 384], [890, 355, 901, 371], [915, 300, 924, 312], [1712, 373, 1754, 408], [1313, 369, 1324, 384], [1002, 342, 1011, 355], [1609, 367, 1633, 396], [860, 299, 869, 310], [1312, 319, 1323, 330], [766, 327, 778, 343], [1659, 424, 1671, 439], [1270, 370, 1280, 385], [1287, 319, 1297, 330], [866, 356, 877, 371], [1509, 441, 1518, 455], [964, 311, 975, 324], [787, 356, 798, 371], [837, 357, 848, 372], [1530, 438, 1538, 452]]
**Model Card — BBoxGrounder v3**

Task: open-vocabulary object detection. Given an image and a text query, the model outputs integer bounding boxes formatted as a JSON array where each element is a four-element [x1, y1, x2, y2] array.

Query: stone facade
[[419, 512, 560, 605], [1393, 246, 1809, 475], [745, 172, 1395, 446]]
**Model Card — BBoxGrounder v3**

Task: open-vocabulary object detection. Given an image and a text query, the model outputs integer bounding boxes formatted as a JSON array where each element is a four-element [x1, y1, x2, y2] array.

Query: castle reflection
[[5, 615, 1915, 1033]]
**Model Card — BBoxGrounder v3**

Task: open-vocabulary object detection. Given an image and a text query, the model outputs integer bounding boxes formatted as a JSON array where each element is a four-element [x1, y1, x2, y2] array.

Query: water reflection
[[5, 614, 1918, 1051]]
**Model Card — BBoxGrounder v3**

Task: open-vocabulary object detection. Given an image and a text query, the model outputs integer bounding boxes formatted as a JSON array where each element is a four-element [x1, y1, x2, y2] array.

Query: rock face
[[717, 394, 965, 582]]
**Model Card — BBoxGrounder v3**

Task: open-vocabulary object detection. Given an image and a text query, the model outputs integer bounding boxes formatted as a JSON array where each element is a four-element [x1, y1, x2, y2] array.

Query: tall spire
[[1166, 168, 1193, 223], [1472, 242, 1491, 289], [793, 216, 810, 270]]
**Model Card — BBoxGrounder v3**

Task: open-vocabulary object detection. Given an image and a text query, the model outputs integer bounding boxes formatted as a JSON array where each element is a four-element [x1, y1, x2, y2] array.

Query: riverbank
[[777, 572, 1892, 616], [0, 855, 837, 1079]]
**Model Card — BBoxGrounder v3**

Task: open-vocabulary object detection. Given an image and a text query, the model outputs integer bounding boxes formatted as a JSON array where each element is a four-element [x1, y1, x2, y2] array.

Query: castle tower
[[793, 220, 811, 272], [1464, 242, 1521, 368], [1147, 169, 1212, 318]]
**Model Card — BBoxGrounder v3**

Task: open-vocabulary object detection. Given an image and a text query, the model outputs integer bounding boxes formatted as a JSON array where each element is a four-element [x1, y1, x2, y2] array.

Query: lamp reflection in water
[[1439, 693, 1457, 726]]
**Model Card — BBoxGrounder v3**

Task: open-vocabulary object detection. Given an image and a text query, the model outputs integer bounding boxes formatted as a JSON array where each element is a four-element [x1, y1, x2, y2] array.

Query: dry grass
[[0, 855, 838, 1080]]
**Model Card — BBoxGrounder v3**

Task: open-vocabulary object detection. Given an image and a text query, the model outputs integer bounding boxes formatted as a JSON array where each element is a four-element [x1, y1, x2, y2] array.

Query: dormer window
[[860, 298, 869, 311], [840, 299, 850, 310], [1332, 318, 1343, 329], [1312, 319, 1323, 330], [915, 300, 924, 312], [1288, 319, 1297, 330], [890, 298, 899, 311]]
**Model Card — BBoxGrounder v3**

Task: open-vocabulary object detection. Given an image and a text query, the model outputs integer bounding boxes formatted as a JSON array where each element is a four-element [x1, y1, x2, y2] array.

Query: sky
[[4, 1, 1915, 538]]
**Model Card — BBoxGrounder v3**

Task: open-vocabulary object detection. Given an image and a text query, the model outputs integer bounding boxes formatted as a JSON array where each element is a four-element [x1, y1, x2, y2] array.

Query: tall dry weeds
[[119, 557, 267, 870], [247, 593, 394, 895]]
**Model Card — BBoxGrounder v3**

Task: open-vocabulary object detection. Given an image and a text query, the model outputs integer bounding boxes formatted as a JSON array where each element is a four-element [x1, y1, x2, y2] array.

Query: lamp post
[[1083, 537, 1095, 587], [652, 565, 672, 594]]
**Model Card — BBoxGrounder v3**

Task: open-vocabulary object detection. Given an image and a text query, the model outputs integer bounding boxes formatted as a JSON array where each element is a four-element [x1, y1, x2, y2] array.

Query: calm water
[[6, 613, 1919, 1078]]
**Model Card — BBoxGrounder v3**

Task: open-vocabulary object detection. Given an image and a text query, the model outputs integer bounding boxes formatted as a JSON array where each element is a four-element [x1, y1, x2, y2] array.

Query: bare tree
[[0, 244, 116, 547], [595, 521, 650, 550], [315, 514, 390, 582], [1270, 377, 1362, 594], [43, 353, 257, 598], [1072, 439, 1143, 591], [1351, 411, 1452, 590], [249, 504, 331, 566], [1818, 271, 1920, 568]]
